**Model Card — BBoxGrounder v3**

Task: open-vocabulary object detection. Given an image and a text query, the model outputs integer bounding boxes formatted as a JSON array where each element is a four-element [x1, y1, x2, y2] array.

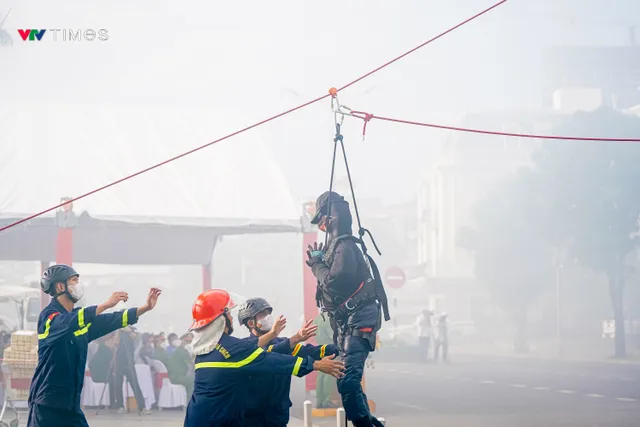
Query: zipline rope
[[348, 111, 640, 142]]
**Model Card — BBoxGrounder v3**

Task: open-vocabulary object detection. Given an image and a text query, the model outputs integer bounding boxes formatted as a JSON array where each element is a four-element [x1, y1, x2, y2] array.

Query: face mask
[[171, 339, 181, 347], [68, 282, 85, 303], [256, 314, 274, 333]]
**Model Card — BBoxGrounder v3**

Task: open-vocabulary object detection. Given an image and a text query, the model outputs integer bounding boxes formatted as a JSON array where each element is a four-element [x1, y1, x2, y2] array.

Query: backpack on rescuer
[[319, 235, 391, 322]]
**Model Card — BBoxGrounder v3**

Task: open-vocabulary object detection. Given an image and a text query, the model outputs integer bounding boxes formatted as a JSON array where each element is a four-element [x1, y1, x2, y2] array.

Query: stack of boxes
[[3, 331, 38, 400]]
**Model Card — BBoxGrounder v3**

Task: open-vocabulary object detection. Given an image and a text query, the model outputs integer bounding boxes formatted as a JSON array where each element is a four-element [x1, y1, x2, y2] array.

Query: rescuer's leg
[[27, 404, 89, 427], [337, 335, 372, 426]]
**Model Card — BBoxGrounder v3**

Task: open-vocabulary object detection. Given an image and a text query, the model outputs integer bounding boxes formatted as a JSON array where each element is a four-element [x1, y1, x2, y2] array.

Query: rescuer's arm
[[310, 243, 360, 292], [265, 319, 319, 354], [234, 341, 345, 378], [88, 288, 161, 342], [295, 343, 340, 360], [37, 306, 99, 343], [87, 307, 139, 342], [266, 338, 293, 354]]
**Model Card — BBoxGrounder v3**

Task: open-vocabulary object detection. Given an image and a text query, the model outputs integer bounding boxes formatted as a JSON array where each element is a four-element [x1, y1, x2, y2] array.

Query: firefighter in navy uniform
[[184, 289, 345, 427], [237, 297, 340, 427], [306, 191, 390, 427], [27, 264, 161, 427]]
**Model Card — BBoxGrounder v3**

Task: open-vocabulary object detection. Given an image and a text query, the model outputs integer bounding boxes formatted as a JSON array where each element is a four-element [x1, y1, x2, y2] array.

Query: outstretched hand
[[270, 315, 287, 336], [295, 319, 317, 343], [137, 288, 162, 316], [313, 354, 345, 379], [105, 292, 128, 309], [97, 292, 128, 315]]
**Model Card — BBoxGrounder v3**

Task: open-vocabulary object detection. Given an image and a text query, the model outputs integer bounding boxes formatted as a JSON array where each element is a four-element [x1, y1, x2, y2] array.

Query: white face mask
[[256, 314, 274, 333], [68, 282, 85, 303], [171, 339, 181, 348]]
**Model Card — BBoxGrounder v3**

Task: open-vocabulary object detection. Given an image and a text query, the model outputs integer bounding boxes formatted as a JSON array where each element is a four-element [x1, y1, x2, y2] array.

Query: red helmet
[[190, 289, 236, 331]]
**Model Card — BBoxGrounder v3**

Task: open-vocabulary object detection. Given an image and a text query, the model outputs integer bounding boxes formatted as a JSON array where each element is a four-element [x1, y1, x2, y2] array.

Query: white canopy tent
[[0, 101, 299, 227]]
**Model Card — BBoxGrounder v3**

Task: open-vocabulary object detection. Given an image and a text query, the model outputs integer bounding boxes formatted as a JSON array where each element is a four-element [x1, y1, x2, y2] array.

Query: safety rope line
[[323, 123, 340, 248], [0, 0, 509, 233], [348, 111, 640, 142], [326, 91, 381, 260]]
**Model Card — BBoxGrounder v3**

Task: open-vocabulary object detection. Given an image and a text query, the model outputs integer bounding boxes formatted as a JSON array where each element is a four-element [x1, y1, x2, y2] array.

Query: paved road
[[291, 355, 640, 427], [9, 408, 311, 426]]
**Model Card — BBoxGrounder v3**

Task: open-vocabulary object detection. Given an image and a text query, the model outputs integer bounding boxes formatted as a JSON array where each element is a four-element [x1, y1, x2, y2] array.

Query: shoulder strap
[[322, 235, 358, 264], [365, 254, 391, 322]]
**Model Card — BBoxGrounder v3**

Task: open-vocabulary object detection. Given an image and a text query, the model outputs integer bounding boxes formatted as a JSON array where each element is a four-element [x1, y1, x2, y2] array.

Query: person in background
[[166, 333, 179, 356], [151, 334, 169, 367], [433, 313, 449, 364], [142, 334, 154, 362], [113, 327, 149, 414], [314, 313, 340, 409], [156, 332, 166, 344], [416, 309, 433, 363], [0, 331, 9, 358], [89, 336, 115, 384], [167, 333, 195, 400]]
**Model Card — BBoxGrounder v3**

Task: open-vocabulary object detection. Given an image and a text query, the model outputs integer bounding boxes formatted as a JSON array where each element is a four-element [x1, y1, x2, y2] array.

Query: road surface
[[291, 354, 640, 427]]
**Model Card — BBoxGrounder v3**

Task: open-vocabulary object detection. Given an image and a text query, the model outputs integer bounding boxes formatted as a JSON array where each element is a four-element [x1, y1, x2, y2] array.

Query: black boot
[[370, 415, 385, 427], [352, 416, 374, 427]]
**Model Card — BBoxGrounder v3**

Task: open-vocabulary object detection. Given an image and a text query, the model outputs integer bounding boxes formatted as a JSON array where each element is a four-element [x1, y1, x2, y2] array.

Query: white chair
[[81, 367, 110, 408], [148, 359, 187, 409]]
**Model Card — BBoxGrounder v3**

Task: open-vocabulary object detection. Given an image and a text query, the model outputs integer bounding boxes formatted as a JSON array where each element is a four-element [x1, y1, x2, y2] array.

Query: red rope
[[0, 0, 509, 233], [338, 0, 509, 92], [349, 112, 640, 142]]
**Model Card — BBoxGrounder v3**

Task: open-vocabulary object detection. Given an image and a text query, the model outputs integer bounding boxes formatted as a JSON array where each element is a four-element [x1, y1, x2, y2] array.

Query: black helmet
[[41, 264, 79, 295], [238, 298, 272, 327], [310, 191, 347, 225]]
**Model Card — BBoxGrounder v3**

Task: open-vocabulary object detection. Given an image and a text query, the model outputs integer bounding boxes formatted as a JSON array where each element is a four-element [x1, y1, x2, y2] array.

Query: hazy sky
[[2, 0, 640, 212]]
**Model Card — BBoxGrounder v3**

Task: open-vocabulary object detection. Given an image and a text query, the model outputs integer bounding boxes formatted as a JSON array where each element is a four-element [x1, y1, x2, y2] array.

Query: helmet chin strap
[[224, 312, 234, 335], [53, 281, 78, 303]]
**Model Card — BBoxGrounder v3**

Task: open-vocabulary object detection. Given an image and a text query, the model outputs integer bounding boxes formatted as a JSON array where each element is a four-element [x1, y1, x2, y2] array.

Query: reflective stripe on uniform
[[194, 348, 264, 370], [37, 312, 61, 340], [320, 345, 327, 358], [267, 345, 274, 352], [122, 310, 128, 327], [292, 343, 302, 356], [292, 357, 303, 376], [74, 323, 92, 337], [78, 308, 86, 328]]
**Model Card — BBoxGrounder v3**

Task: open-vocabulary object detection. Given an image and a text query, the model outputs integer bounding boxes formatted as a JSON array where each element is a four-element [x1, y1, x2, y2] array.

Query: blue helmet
[[40, 264, 79, 296]]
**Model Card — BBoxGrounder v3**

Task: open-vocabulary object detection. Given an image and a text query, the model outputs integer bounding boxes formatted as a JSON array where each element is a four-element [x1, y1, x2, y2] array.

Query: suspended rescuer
[[237, 297, 340, 427], [307, 191, 391, 427], [184, 289, 345, 427], [28, 264, 161, 427]]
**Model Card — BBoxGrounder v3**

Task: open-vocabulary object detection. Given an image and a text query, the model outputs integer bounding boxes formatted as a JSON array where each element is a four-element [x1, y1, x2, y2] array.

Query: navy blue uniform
[[184, 333, 316, 427], [241, 336, 339, 427], [27, 299, 139, 427]]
